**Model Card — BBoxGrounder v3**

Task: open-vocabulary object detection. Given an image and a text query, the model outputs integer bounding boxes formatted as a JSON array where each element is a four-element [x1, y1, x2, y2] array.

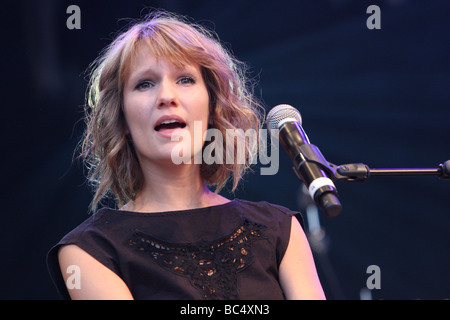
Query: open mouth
[[154, 120, 187, 131]]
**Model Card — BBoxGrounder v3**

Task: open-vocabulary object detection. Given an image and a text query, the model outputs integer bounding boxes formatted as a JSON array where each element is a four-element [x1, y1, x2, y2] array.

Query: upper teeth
[[161, 120, 179, 125]]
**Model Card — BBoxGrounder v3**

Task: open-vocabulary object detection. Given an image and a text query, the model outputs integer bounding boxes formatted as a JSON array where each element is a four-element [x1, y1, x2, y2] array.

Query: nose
[[156, 79, 178, 109]]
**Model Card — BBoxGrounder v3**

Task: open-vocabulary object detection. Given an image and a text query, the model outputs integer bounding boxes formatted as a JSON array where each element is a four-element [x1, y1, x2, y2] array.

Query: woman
[[47, 11, 325, 300]]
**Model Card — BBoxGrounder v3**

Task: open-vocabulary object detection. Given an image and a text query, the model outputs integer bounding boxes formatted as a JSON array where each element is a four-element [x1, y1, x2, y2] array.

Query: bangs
[[118, 21, 208, 87], [139, 26, 200, 67]]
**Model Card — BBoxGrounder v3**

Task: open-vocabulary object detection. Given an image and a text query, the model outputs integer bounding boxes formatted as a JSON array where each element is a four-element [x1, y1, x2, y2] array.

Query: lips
[[154, 115, 187, 136]]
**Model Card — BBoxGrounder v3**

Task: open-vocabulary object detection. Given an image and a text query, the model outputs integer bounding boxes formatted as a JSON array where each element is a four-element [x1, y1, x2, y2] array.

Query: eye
[[135, 80, 154, 90], [177, 76, 195, 85]]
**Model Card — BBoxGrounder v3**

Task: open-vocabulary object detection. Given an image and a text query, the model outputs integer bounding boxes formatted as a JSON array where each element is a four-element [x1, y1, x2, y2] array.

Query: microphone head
[[266, 104, 302, 130]]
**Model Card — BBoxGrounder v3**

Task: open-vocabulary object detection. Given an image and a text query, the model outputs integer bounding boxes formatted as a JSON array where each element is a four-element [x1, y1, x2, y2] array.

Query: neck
[[123, 163, 228, 213]]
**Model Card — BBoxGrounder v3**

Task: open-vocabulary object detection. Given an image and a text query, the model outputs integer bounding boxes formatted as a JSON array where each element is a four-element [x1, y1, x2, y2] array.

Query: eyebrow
[[129, 63, 199, 81], [128, 67, 159, 81]]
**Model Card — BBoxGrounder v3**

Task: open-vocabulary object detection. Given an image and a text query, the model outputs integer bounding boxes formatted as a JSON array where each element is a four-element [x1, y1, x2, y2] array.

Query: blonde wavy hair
[[81, 11, 264, 211]]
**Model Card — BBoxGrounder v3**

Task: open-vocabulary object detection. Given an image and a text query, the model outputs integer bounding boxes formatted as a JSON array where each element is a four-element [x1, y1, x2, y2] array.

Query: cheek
[[123, 94, 151, 133], [191, 86, 211, 121]]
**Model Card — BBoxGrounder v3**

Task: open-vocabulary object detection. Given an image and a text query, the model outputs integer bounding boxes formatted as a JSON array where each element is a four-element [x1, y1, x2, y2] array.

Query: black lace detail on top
[[128, 218, 267, 300]]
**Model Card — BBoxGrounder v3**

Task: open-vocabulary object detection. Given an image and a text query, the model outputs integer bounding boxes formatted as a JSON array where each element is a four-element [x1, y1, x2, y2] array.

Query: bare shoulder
[[58, 244, 134, 300], [279, 216, 326, 300]]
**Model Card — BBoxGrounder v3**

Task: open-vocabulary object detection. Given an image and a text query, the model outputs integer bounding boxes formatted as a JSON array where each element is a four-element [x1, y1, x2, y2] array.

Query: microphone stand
[[294, 144, 448, 298], [288, 143, 449, 216], [303, 159, 449, 299], [330, 160, 450, 182], [325, 160, 449, 298], [292, 146, 448, 298], [297, 186, 346, 299], [295, 143, 449, 182]]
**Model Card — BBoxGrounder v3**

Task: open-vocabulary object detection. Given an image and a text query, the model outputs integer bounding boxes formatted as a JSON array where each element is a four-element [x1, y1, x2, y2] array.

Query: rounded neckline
[[100, 198, 239, 217]]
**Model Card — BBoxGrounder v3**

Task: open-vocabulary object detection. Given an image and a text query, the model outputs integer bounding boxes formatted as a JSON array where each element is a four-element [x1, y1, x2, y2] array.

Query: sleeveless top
[[47, 199, 302, 300]]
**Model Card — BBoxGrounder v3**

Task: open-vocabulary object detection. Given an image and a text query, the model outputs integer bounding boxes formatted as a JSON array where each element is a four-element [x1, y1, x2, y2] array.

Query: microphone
[[266, 104, 342, 217]]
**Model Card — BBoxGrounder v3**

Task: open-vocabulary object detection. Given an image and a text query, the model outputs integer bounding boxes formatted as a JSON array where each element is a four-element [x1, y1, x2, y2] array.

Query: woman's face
[[123, 44, 210, 167]]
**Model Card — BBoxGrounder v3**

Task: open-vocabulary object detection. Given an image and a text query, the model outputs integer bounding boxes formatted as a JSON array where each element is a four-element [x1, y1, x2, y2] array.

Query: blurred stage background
[[2, 0, 449, 299]]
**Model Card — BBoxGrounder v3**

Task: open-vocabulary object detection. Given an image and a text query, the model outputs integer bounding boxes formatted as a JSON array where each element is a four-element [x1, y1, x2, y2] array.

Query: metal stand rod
[[332, 160, 450, 182], [369, 168, 440, 176]]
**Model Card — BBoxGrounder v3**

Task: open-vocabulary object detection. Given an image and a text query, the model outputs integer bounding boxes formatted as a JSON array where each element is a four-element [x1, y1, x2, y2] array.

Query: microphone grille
[[266, 104, 302, 130]]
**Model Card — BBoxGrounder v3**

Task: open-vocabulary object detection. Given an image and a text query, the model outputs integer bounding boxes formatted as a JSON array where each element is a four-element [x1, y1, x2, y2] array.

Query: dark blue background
[[2, 0, 449, 299]]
